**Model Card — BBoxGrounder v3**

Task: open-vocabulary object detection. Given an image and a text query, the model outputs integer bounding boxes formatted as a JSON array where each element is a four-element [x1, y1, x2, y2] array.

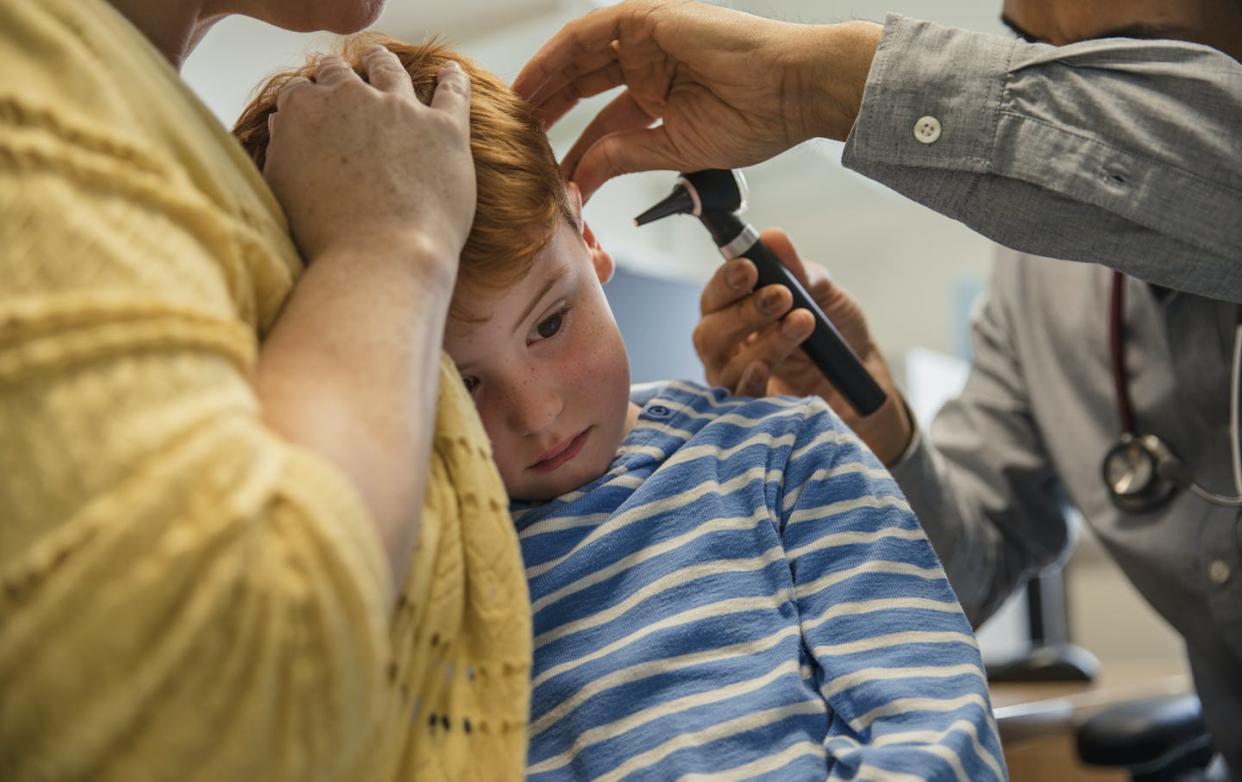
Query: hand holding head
[[514, 0, 881, 201], [240, 43, 476, 281]]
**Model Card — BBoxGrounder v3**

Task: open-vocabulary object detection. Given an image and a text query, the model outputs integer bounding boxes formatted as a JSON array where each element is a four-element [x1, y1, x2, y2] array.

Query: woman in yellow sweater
[[0, 1, 530, 779]]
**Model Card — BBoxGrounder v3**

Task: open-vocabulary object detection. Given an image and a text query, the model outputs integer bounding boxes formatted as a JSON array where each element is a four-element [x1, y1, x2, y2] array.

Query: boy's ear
[[583, 221, 614, 285], [568, 181, 584, 221], [568, 182, 615, 284]]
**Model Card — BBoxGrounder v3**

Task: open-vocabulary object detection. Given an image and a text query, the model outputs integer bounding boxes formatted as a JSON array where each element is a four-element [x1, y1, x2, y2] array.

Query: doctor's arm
[[518, 2, 1242, 301], [843, 15, 1242, 303], [696, 234, 1069, 625], [884, 261, 1071, 624]]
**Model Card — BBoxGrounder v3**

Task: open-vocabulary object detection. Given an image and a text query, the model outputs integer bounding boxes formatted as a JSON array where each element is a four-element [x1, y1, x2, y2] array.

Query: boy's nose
[[506, 383, 562, 436]]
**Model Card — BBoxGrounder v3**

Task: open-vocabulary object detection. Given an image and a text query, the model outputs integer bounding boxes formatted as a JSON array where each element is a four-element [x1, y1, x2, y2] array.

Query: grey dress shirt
[[840, 14, 1242, 771], [844, 15, 1242, 298]]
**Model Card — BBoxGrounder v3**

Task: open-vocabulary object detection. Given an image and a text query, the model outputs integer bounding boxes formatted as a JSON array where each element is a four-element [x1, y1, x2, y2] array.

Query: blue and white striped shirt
[[511, 381, 1006, 781]]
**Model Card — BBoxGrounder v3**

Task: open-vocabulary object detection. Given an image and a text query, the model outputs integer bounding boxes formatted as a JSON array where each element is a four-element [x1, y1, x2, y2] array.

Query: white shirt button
[[1208, 559, 1231, 585], [914, 115, 942, 144]]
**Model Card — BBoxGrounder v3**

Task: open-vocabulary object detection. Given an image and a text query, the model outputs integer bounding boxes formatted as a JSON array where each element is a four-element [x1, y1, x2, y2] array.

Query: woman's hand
[[254, 47, 477, 596], [694, 229, 913, 465], [514, 0, 881, 200], [264, 47, 476, 281]]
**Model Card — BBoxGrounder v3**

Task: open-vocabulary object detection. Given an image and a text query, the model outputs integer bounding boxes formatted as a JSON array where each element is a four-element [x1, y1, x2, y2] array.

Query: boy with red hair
[[238, 39, 1006, 782]]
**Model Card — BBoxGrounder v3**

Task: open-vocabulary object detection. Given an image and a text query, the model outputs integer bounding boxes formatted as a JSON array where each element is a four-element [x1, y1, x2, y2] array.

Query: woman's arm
[[257, 51, 475, 596], [0, 41, 475, 780]]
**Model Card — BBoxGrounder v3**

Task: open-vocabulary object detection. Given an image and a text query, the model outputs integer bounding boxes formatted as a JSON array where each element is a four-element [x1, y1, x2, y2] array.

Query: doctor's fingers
[[699, 258, 758, 315], [693, 283, 803, 370], [757, 229, 816, 290], [571, 122, 685, 204], [528, 46, 624, 130], [513, 1, 630, 103], [713, 311, 816, 395], [559, 89, 653, 184]]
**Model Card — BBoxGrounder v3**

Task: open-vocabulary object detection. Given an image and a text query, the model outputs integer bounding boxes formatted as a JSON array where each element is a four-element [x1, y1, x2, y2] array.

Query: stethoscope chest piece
[[1102, 432, 1178, 513]]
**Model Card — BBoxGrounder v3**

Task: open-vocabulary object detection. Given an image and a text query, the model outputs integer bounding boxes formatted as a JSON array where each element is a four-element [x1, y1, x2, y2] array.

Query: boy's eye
[[535, 308, 567, 340], [460, 374, 479, 394]]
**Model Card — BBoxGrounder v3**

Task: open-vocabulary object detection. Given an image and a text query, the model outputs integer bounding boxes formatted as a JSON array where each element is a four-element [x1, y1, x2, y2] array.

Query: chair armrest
[[1076, 694, 1214, 774]]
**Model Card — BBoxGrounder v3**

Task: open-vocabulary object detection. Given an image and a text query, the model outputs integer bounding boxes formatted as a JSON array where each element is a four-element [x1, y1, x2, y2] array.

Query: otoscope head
[[633, 169, 749, 226]]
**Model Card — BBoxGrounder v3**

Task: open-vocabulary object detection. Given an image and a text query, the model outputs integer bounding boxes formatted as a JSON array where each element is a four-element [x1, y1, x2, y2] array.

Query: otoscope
[[635, 169, 887, 416]]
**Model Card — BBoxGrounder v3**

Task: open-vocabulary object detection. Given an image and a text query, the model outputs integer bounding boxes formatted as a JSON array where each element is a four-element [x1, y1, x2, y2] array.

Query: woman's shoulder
[[0, 0, 299, 330]]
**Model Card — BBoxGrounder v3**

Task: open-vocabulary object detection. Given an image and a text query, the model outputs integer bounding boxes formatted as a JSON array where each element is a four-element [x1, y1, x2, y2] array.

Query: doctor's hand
[[694, 229, 913, 465], [513, 0, 881, 201]]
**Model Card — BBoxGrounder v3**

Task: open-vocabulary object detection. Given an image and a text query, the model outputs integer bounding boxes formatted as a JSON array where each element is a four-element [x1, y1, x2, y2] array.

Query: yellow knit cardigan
[[0, 1, 531, 779]]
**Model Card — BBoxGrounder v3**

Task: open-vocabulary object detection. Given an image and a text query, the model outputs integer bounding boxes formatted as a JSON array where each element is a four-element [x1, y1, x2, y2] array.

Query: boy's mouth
[[530, 427, 591, 473]]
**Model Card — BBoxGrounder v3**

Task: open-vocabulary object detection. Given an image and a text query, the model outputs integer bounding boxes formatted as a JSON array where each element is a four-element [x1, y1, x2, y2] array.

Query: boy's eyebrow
[[513, 266, 569, 333]]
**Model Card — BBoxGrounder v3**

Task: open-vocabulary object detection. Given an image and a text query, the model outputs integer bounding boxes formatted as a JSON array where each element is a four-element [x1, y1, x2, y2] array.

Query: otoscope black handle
[[740, 236, 888, 416]]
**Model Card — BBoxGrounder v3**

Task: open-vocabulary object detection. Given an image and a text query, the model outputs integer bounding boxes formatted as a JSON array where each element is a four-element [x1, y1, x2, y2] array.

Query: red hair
[[234, 35, 576, 320]]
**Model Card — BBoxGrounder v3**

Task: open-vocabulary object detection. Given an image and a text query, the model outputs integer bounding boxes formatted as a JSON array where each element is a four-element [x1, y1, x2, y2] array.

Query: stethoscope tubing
[[1107, 270, 1242, 506]]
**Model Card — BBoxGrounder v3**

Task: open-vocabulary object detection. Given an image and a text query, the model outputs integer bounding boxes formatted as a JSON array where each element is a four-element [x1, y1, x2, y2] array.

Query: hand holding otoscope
[[635, 170, 888, 417]]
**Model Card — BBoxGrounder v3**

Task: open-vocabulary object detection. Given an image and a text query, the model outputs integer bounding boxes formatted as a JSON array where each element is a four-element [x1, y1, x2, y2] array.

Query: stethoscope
[[1101, 270, 1242, 511]]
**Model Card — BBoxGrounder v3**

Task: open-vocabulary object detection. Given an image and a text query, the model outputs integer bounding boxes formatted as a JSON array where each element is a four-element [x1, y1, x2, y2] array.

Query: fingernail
[[726, 264, 747, 289], [441, 60, 462, 72], [761, 288, 783, 312], [738, 366, 755, 394], [741, 363, 767, 395], [782, 314, 811, 339]]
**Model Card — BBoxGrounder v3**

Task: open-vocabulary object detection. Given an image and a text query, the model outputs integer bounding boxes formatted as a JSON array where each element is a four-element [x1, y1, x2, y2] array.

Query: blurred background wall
[[183, 0, 1185, 670]]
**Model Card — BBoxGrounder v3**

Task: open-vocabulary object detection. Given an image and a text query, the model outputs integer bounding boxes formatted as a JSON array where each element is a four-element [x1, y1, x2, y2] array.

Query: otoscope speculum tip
[[633, 185, 697, 226]]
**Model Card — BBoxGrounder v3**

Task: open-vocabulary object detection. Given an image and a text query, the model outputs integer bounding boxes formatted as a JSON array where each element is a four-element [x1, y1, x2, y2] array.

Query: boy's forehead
[[449, 257, 573, 335], [447, 216, 584, 335]]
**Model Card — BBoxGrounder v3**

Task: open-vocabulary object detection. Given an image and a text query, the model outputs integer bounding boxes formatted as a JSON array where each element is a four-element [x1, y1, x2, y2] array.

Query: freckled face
[[443, 218, 634, 502]]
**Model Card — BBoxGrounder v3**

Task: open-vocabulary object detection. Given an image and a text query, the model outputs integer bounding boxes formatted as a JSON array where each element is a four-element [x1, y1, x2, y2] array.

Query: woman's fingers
[[262, 48, 476, 267], [275, 75, 312, 111], [429, 60, 471, 118], [314, 54, 359, 86], [364, 45, 416, 98]]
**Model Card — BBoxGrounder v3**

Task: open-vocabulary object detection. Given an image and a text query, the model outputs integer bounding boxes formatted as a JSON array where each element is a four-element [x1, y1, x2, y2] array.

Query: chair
[[1076, 694, 1222, 782]]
